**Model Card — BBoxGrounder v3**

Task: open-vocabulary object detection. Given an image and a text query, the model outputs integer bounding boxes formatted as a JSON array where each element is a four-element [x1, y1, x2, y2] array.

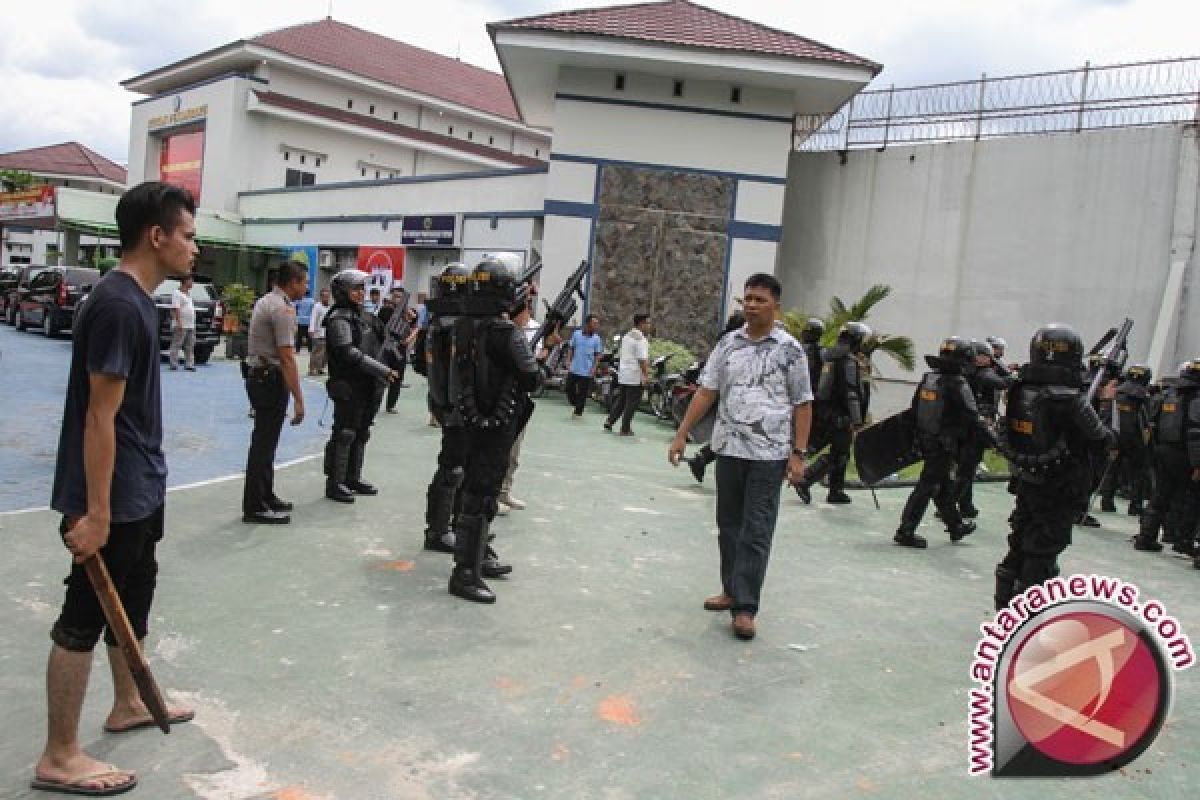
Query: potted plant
[[221, 283, 256, 359]]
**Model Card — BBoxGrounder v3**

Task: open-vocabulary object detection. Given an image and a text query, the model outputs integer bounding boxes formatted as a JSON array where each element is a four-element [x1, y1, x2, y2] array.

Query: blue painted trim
[[461, 210, 545, 221], [543, 200, 598, 219], [549, 152, 787, 186], [238, 165, 548, 197], [728, 220, 783, 243], [555, 92, 794, 125], [133, 72, 267, 106], [244, 214, 398, 225]]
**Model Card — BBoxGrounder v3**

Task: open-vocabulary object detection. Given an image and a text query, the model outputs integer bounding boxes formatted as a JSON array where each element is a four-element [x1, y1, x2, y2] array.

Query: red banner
[[356, 246, 406, 296], [0, 185, 54, 221], [159, 129, 205, 203]]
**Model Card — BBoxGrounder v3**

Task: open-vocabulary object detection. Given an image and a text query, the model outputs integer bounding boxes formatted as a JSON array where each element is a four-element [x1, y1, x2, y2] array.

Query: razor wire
[[798, 56, 1200, 151]]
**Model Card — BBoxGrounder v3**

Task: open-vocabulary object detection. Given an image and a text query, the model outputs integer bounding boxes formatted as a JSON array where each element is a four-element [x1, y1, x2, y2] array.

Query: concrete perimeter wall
[[778, 124, 1200, 381]]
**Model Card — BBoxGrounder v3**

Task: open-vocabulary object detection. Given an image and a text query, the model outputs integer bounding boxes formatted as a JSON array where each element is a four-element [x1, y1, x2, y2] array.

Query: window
[[315, 157, 322, 167], [488, 135, 494, 145], [361, 168, 366, 177], [467, 131, 474, 140], [375, 170, 380, 179], [347, 99, 353, 109], [283, 151, 289, 161], [299, 154, 306, 165], [393, 111, 398, 121], [369, 104, 375, 115], [673, 80, 684, 97], [448, 126, 454, 135], [615, 73, 626, 91], [731, 87, 742, 104], [285, 169, 315, 188], [535, 148, 540, 157]]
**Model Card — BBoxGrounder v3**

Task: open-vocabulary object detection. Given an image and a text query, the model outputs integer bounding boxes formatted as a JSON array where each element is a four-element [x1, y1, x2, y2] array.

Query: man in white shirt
[[169, 275, 197, 371], [308, 287, 331, 376], [604, 313, 652, 436]]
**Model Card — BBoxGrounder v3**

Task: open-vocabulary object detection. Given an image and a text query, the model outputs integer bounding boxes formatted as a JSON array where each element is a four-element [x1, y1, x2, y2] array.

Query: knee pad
[[438, 466, 465, 490], [336, 428, 356, 447], [50, 620, 102, 653], [1017, 558, 1059, 591]]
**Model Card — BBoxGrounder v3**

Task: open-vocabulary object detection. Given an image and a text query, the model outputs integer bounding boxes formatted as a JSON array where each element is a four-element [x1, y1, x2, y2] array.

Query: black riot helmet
[[971, 339, 994, 359], [940, 336, 974, 366], [1124, 364, 1152, 386], [801, 317, 825, 344], [838, 321, 872, 352], [330, 269, 369, 307], [467, 257, 521, 315], [1029, 324, 1084, 370], [1179, 358, 1200, 386], [986, 336, 1007, 356], [431, 262, 470, 301]]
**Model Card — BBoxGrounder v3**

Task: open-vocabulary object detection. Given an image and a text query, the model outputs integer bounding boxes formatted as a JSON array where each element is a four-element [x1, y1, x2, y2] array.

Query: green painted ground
[[2, 376, 1196, 799]]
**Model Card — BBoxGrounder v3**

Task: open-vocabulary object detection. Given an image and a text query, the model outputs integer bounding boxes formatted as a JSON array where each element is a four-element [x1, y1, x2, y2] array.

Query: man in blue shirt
[[293, 292, 314, 352], [564, 314, 604, 417]]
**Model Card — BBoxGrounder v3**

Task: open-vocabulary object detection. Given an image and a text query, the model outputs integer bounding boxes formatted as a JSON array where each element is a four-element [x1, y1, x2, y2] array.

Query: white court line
[[0, 453, 322, 518]]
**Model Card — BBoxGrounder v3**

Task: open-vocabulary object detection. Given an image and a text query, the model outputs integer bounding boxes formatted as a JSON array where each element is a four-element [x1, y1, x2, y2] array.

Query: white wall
[[778, 124, 1195, 378]]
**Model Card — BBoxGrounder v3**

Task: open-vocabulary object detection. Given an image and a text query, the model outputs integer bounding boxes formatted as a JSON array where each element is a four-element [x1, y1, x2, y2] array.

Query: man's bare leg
[[104, 642, 193, 732], [35, 645, 135, 792]]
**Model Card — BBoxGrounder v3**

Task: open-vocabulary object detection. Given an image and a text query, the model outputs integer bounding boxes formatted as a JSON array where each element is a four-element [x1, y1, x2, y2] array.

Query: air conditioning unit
[[318, 250, 334, 269]]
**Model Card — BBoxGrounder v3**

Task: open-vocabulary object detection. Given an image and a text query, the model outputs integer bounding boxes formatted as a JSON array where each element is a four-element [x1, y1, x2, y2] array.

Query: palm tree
[[783, 284, 915, 374]]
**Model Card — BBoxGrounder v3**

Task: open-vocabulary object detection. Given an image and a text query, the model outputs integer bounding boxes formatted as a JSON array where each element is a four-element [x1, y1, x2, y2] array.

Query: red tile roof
[[251, 19, 530, 123], [492, 0, 879, 71], [251, 90, 545, 168], [0, 142, 126, 185]]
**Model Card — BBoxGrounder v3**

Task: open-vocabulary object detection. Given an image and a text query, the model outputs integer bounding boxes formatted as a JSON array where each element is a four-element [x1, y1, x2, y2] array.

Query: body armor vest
[[426, 315, 468, 426], [458, 318, 520, 431], [1113, 381, 1150, 445], [997, 381, 1071, 473], [1156, 386, 1193, 445], [803, 342, 823, 396], [915, 373, 947, 436], [327, 307, 383, 381]]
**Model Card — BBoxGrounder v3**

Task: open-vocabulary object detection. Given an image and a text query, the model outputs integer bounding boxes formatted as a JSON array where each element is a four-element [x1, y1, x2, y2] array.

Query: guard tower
[[491, 0, 879, 349]]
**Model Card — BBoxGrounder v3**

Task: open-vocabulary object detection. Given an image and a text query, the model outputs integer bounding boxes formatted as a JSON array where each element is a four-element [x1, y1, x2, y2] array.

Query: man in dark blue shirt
[[33, 182, 197, 797]]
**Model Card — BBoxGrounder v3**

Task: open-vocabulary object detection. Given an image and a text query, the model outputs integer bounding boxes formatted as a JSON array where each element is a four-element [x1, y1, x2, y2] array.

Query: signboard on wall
[[356, 246, 406, 297], [0, 185, 54, 222], [282, 245, 319, 297], [159, 129, 205, 203], [401, 214, 455, 246]]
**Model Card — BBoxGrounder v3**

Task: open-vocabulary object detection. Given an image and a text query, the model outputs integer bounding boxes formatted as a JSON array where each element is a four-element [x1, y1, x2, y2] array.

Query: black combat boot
[[448, 514, 495, 604], [1099, 495, 1117, 513], [993, 566, 1019, 611], [482, 542, 512, 578], [325, 430, 356, 503], [1133, 535, 1164, 552], [893, 528, 928, 548], [826, 490, 852, 504], [949, 520, 977, 542], [1127, 502, 1143, 517], [959, 504, 980, 519], [345, 441, 378, 495]]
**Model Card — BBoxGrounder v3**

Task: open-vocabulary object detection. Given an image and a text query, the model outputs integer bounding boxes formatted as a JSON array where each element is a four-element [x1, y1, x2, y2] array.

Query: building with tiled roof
[[0, 142, 126, 190]]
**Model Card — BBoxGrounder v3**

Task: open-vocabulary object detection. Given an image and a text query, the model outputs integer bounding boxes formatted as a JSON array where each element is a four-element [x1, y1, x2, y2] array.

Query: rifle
[[530, 259, 591, 351], [1085, 317, 1133, 405]]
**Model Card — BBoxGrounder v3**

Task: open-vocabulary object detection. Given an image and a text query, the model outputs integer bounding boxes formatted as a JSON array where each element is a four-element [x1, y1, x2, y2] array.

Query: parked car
[[15, 266, 101, 337], [153, 276, 222, 365], [3, 265, 49, 326]]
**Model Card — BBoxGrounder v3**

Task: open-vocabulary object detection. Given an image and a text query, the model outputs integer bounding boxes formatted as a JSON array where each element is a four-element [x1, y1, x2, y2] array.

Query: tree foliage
[[783, 283, 915, 374]]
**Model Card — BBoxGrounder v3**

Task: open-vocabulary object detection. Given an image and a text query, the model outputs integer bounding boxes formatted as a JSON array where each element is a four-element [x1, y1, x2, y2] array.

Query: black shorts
[[51, 505, 165, 653]]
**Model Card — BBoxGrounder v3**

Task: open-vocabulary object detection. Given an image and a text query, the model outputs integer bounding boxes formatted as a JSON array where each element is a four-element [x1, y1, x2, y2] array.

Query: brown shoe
[[732, 612, 756, 641], [703, 593, 733, 611]]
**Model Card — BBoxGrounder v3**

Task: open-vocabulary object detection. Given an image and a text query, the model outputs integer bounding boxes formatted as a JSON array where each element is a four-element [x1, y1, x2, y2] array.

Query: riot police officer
[[993, 324, 1113, 610], [894, 337, 992, 548], [1099, 364, 1154, 517], [1133, 359, 1200, 557], [424, 259, 540, 603], [953, 339, 1011, 518], [800, 317, 824, 393], [324, 269, 397, 503], [794, 321, 870, 504]]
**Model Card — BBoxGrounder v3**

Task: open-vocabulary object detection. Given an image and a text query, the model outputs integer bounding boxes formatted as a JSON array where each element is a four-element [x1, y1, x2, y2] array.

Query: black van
[[15, 266, 102, 337]]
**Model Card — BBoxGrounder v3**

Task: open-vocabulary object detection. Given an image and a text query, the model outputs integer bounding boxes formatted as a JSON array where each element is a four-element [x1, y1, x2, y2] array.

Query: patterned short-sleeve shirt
[[700, 323, 813, 461]]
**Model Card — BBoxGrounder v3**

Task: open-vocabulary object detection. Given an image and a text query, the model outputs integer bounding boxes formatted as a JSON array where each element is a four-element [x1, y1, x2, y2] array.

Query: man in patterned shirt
[[669, 273, 813, 641]]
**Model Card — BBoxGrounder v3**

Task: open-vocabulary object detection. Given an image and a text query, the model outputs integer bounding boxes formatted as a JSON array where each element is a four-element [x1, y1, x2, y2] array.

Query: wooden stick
[[83, 555, 171, 734]]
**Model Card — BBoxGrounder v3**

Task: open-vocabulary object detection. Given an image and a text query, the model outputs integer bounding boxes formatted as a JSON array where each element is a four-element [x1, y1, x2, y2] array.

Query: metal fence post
[[974, 73, 987, 140], [843, 96, 856, 150], [1076, 61, 1091, 133], [881, 85, 895, 150]]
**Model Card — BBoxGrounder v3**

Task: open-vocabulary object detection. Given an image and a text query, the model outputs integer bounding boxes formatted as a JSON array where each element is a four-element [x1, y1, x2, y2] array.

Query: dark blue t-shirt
[[51, 270, 167, 523]]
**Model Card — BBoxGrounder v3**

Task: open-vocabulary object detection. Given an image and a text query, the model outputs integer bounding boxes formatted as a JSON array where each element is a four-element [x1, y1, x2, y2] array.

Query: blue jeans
[[715, 456, 787, 615]]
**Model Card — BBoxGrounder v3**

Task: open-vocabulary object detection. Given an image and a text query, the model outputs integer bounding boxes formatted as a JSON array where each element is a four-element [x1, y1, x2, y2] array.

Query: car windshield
[[155, 279, 216, 304]]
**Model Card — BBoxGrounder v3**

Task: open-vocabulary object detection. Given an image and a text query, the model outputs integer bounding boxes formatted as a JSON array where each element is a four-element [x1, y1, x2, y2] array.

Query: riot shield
[[854, 408, 919, 486]]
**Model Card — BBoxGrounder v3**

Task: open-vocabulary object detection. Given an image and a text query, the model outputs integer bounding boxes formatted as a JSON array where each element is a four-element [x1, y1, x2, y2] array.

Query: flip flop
[[103, 709, 195, 733], [31, 765, 138, 796]]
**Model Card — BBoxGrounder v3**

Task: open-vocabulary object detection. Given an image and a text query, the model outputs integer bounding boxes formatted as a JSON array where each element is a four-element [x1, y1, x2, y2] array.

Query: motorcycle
[[669, 359, 704, 430], [589, 342, 619, 413], [645, 354, 681, 421]]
